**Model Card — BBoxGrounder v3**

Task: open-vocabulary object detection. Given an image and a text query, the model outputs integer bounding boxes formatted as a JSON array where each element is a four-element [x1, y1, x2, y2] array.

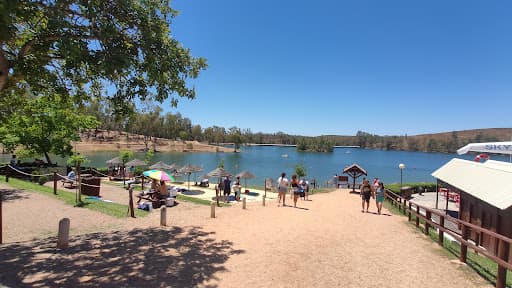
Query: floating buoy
[[474, 153, 490, 162]]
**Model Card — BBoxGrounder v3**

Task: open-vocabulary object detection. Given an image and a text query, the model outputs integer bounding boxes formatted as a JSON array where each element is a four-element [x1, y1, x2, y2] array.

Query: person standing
[[375, 181, 385, 214], [233, 176, 242, 201], [277, 172, 288, 207], [290, 175, 301, 207], [360, 179, 373, 213], [223, 175, 231, 202]]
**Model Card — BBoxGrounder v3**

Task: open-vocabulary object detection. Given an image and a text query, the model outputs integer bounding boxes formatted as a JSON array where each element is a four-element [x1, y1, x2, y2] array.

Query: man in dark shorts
[[223, 176, 231, 202], [360, 179, 373, 213]]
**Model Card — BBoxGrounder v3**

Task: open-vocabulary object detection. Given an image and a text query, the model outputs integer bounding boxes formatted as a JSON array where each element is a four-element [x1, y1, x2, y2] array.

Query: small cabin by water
[[432, 158, 512, 259]]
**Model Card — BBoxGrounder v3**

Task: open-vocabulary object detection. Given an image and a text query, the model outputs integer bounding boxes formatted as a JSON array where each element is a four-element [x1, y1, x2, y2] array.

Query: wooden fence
[[385, 189, 511, 288]]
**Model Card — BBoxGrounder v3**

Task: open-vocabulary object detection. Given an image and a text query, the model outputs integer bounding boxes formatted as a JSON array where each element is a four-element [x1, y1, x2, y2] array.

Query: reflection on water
[[1, 146, 509, 187]]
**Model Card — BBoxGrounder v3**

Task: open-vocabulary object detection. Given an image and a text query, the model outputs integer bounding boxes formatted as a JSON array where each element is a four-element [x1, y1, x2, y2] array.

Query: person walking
[[290, 174, 301, 207], [375, 181, 385, 214], [360, 179, 373, 213], [277, 172, 288, 207]]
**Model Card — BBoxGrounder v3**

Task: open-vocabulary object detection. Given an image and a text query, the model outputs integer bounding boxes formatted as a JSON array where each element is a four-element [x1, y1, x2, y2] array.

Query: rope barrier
[[55, 173, 102, 188], [7, 165, 54, 177]]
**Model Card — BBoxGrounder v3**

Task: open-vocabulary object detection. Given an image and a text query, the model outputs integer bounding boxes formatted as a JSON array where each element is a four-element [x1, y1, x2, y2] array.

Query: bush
[[38, 175, 48, 185], [386, 182, 437, 194]]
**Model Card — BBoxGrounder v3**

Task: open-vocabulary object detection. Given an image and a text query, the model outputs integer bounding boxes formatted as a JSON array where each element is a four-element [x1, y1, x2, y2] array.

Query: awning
[[457, 141, 512, 155], [431, 158, 512, 210]]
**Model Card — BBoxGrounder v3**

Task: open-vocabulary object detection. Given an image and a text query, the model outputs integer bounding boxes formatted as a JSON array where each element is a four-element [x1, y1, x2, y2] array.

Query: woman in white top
[[277, 172, 289, 207]]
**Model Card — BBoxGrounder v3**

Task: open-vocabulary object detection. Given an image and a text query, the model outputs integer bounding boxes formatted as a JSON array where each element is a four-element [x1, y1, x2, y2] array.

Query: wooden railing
[[385, 189, 511, 288]]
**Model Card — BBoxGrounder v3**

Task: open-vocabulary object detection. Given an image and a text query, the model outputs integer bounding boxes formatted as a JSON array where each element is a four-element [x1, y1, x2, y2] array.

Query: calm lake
[[6, 146, 504, 187], [3, 146, 509, 186]]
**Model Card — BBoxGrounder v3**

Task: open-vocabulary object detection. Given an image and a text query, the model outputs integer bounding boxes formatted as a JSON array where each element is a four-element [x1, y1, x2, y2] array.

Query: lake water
[[2, 146, 509, 186]]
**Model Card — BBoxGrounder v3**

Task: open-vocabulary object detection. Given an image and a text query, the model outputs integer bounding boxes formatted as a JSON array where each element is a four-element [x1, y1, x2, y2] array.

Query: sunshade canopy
[[149, 161, 177, 170], [143, 169, 175, 182], [236, 171, 255, 179], [206, 167, 232, 178], [106, 157, 122, 165], [125, 158, 147, 167], [457, 141, 512, 155]]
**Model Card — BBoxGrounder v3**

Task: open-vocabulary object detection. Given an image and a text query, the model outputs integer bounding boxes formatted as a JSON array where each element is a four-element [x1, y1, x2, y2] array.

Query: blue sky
[[164, 0, 512, 137]]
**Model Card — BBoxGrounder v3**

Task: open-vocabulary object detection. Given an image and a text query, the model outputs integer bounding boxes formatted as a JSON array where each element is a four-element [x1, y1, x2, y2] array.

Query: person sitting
[[67, 169, 76, 181], [62, 169, 76, 187], [158, 180, 169, 199]]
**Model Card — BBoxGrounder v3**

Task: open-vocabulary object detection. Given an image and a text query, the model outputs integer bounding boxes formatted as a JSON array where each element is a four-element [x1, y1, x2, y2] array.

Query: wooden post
[[416, 206, 420, 228], [242, 197, 246, 209], [210, 202, 215, 218], [128, 188, 135, 218], [496, 239, 509, 288], [160, 206, 167, 226], [262, 195, 266, 206], [438, 215, 445, 245], [57, 218, 70, 249], [425, 210, 431, 235], [460, 224, 468, 263], [402, 199, 407, 215], [53, 172, 57, 195], [408, 202, 412, 221]]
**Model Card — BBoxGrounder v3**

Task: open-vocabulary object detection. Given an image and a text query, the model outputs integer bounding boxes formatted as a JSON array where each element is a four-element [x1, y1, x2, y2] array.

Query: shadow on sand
[[0, 188, 30, 202], [0, 226, 245, 287]]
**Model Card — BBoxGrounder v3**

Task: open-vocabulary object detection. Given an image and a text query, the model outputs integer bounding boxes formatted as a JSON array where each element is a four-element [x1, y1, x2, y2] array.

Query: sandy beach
[[0, 182, 492, 288]]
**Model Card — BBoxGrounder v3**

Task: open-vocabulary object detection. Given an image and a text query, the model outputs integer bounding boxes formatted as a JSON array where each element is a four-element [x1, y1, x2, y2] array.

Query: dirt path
[[0, 184, 492, 288]]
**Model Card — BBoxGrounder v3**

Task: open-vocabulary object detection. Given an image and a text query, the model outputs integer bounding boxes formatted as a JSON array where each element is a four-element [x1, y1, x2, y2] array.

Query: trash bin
[[81, 176, 101, 197], [400, 186, 414, 199]]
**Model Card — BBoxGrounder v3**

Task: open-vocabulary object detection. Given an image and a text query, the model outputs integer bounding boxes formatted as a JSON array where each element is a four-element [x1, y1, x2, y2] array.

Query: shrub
[[38, 175, 48, 185]]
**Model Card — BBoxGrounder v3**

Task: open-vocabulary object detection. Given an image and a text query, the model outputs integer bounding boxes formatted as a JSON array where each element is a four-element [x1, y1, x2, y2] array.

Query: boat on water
[[281, 154, 288, 158]]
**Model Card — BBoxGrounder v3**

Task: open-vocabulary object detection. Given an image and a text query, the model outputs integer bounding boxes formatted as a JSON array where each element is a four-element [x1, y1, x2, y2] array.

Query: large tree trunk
[[0, 48, 10, 91], [44, 152, 53, 166]]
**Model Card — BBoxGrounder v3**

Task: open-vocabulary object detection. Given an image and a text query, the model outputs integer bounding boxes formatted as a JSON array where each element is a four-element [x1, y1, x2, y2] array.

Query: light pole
[[399, 163, 405, 188]]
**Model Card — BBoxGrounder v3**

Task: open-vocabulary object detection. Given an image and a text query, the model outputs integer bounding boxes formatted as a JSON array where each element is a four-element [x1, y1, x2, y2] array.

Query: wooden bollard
[[57, 218, 70, 249], [210, 202, 215, 218], [160, 206, 167, 226], [53, 172, 57, 195], [262, 195, 266, 206], [242, 197, 246, 209]]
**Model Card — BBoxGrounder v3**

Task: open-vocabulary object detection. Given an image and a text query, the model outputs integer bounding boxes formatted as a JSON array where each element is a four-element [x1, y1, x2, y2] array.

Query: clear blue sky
[[164, 0, 512, 137]]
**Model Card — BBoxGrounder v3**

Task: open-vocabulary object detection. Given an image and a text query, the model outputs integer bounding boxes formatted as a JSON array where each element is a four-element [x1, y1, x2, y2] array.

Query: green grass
[[383, 200, 512, 287], [0, 176, 148, 218]]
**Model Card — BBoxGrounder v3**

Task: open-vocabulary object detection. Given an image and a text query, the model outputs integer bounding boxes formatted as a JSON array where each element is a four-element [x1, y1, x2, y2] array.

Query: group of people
[[276, 172, 310, 207], [360, 177, 386, 214], [216, 175, 243, 202], [149, 179, 170, 199]]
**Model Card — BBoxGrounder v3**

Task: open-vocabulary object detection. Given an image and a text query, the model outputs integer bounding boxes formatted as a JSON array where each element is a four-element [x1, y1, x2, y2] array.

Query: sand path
[[0, 184, 491, 287]]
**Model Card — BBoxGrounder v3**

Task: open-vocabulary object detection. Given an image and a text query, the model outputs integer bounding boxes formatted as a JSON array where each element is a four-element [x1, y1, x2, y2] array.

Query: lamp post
[[399, 163, 405, 188]]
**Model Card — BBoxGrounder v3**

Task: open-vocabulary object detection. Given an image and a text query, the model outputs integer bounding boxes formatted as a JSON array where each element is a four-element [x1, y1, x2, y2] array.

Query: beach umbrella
[[125, 158, 146, 167], [106, 156, 122, 165], [206, 167, 232, 178], [236, 170, 255, 190], [143, 169, 175, 182], [149, 161, 175, 170], [178, 164, 203, 190]]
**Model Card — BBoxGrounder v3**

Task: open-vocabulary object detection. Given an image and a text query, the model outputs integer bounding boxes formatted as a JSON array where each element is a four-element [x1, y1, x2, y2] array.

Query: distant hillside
[[249, 128, 512, 153], [326, 128, 512, 153]]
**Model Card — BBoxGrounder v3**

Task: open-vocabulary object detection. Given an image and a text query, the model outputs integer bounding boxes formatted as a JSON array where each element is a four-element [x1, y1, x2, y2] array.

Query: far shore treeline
[[84, 107, 512, 154]]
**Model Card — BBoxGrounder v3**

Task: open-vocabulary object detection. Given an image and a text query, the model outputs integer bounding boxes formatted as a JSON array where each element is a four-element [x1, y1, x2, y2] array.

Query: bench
[[61, 179, 76, 188]]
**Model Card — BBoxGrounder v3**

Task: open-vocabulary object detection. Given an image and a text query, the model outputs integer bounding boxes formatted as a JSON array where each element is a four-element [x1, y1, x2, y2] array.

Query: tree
[[4, 94, 99, 165], [295, 164, 307, 179], [0, 1, 207, 120], [67, 153, 89, 205]]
